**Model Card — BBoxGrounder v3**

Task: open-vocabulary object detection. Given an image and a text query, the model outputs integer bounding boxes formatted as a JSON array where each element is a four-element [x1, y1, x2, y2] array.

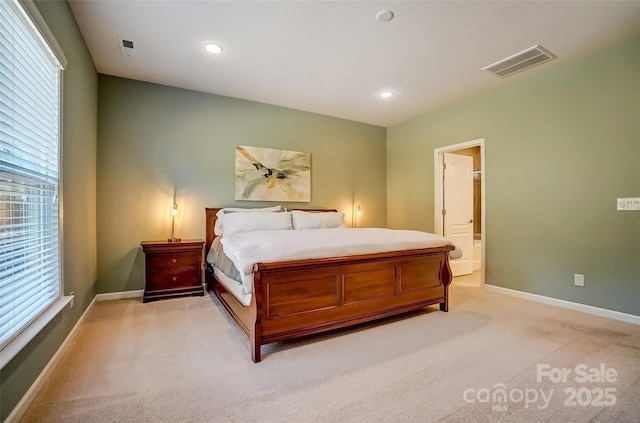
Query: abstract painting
[[235, 145, 311, 202]]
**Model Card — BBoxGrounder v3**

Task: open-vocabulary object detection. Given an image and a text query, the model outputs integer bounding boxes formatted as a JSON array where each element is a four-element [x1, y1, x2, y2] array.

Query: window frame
[[0, 0, 70, 369]]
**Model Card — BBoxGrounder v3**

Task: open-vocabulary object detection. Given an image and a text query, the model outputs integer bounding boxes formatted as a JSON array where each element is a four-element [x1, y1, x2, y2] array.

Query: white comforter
[[220, 228, 458, 294]]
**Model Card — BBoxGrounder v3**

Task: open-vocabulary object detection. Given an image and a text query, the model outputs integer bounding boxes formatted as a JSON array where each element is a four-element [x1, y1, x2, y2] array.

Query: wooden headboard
[[205, 207, 338, 253]]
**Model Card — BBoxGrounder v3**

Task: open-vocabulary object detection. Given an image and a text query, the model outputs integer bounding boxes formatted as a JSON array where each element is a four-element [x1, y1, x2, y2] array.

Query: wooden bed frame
[[205, 207, 454, 362]]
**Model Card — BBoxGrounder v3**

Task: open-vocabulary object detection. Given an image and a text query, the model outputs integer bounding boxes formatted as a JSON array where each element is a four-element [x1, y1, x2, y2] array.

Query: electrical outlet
[[617, 197, 640, 211], [574, 274, 584, 287]]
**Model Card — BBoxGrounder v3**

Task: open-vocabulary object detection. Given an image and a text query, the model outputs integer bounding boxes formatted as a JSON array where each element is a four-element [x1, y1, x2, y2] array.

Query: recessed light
[[380, 91, 394, 98], [204, 43, 223, 54]]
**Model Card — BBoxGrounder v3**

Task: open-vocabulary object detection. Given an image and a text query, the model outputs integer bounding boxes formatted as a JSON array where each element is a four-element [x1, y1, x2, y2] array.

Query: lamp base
[[167, 237, 181, 243]]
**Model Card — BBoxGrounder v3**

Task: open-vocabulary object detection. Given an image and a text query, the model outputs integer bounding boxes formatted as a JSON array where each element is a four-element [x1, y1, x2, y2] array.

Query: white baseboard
[[485, 284, 640, 325], [4, 296, 97, 423], [95, 289, 143, 301], [4, 290, 144, 422]]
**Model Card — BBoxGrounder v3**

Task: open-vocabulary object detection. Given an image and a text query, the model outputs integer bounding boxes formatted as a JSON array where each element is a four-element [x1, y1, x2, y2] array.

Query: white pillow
[[219, 211, 292, 236], [214, 206, 282, 235], [291, 211, 346, 230]]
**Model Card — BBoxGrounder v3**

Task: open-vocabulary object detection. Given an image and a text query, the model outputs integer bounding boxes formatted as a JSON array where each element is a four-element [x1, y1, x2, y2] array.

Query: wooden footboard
[[205, 208, 453, 362]]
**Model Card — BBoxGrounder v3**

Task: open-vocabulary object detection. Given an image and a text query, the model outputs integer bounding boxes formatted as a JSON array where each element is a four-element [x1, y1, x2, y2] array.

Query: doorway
[[434, 139, 485, 285]]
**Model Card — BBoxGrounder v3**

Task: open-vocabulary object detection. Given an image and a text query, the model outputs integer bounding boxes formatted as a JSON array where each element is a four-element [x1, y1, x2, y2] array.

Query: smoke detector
[[376, 10, 394, 22], [482, 45, 556, 78]]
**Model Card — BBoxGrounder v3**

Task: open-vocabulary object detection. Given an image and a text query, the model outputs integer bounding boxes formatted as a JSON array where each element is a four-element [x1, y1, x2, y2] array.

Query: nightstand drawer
[[147, 268, 201, 290], [147, 251, 199, 270]]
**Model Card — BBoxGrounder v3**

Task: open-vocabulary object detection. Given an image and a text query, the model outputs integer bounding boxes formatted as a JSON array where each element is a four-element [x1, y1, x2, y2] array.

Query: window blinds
[[0, 0, 62, 350]]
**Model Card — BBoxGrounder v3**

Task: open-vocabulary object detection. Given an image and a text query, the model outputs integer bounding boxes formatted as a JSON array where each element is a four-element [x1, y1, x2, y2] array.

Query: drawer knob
[[172, 258, 177, 264], [173, 276, 177, 281]]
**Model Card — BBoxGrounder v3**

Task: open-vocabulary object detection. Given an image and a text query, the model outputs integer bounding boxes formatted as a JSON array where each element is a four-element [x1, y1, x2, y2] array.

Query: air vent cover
[[482, 45, 556, 78], [118, 36, 135, 56]]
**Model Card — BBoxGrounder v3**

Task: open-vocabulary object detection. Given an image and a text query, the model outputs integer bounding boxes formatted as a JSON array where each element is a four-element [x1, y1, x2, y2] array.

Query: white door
[[444, 152, 474, 276]]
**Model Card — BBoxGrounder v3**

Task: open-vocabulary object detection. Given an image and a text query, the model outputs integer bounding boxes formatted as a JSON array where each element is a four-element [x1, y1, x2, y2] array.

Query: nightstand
[[140, 239, 205, 303]]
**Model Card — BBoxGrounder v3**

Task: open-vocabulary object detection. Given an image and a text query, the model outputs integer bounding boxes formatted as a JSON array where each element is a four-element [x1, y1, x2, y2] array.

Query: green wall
[[0, 1, 98, 421], [3, 4, 637, 419], [388, 36, 640, 316], [97, 76, 387, 293]]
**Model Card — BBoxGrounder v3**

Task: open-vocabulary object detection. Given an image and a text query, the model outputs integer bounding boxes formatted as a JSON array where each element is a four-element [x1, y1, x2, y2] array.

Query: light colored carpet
[[20, 282, 640, 422]]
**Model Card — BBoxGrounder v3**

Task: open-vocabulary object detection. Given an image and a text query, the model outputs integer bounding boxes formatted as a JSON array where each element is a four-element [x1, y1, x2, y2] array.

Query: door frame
[[434, 138, 486, 285]]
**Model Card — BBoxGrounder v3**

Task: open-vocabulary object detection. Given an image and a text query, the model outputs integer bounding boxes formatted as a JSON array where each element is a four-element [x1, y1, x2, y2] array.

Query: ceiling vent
[[482, 45, 556, 78], [118, 36, 135, 56]]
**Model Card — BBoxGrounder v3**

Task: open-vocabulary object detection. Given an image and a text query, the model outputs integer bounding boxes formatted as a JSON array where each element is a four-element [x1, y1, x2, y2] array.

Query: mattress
[[207, 237, 251, 305], [219, 228, 459, 295]]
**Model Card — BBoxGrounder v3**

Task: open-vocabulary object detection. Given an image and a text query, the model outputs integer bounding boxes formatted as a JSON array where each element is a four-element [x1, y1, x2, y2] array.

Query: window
[[0, 0, 64, 352]]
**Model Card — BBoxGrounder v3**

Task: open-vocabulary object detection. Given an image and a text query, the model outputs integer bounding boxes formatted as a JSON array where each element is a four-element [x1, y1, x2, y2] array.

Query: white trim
[[95, 290, 144, 301], [434, 138, 486, 286], [485, 284, 640, 325], [3, 296, 97, 423], [3, 291, 143, 422], [0, 296, 72, 370], [17, 0, 68, 68]]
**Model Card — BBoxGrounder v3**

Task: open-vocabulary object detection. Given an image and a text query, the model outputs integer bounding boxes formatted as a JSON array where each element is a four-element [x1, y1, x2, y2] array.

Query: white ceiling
[[68, 1, 640, 127]]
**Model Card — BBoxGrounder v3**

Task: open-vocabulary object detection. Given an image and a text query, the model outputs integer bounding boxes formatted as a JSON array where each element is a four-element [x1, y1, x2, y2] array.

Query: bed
[[205, 207, 456, 362]]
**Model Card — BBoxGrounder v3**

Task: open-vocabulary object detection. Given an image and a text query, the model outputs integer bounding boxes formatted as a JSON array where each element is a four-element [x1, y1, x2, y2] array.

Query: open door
[[443, 152, 474, 276]]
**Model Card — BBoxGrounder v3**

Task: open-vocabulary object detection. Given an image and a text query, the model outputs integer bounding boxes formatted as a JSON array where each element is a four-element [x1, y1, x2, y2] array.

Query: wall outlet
[[617, 197, 640, 211], [574, 274, 584, 287]]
